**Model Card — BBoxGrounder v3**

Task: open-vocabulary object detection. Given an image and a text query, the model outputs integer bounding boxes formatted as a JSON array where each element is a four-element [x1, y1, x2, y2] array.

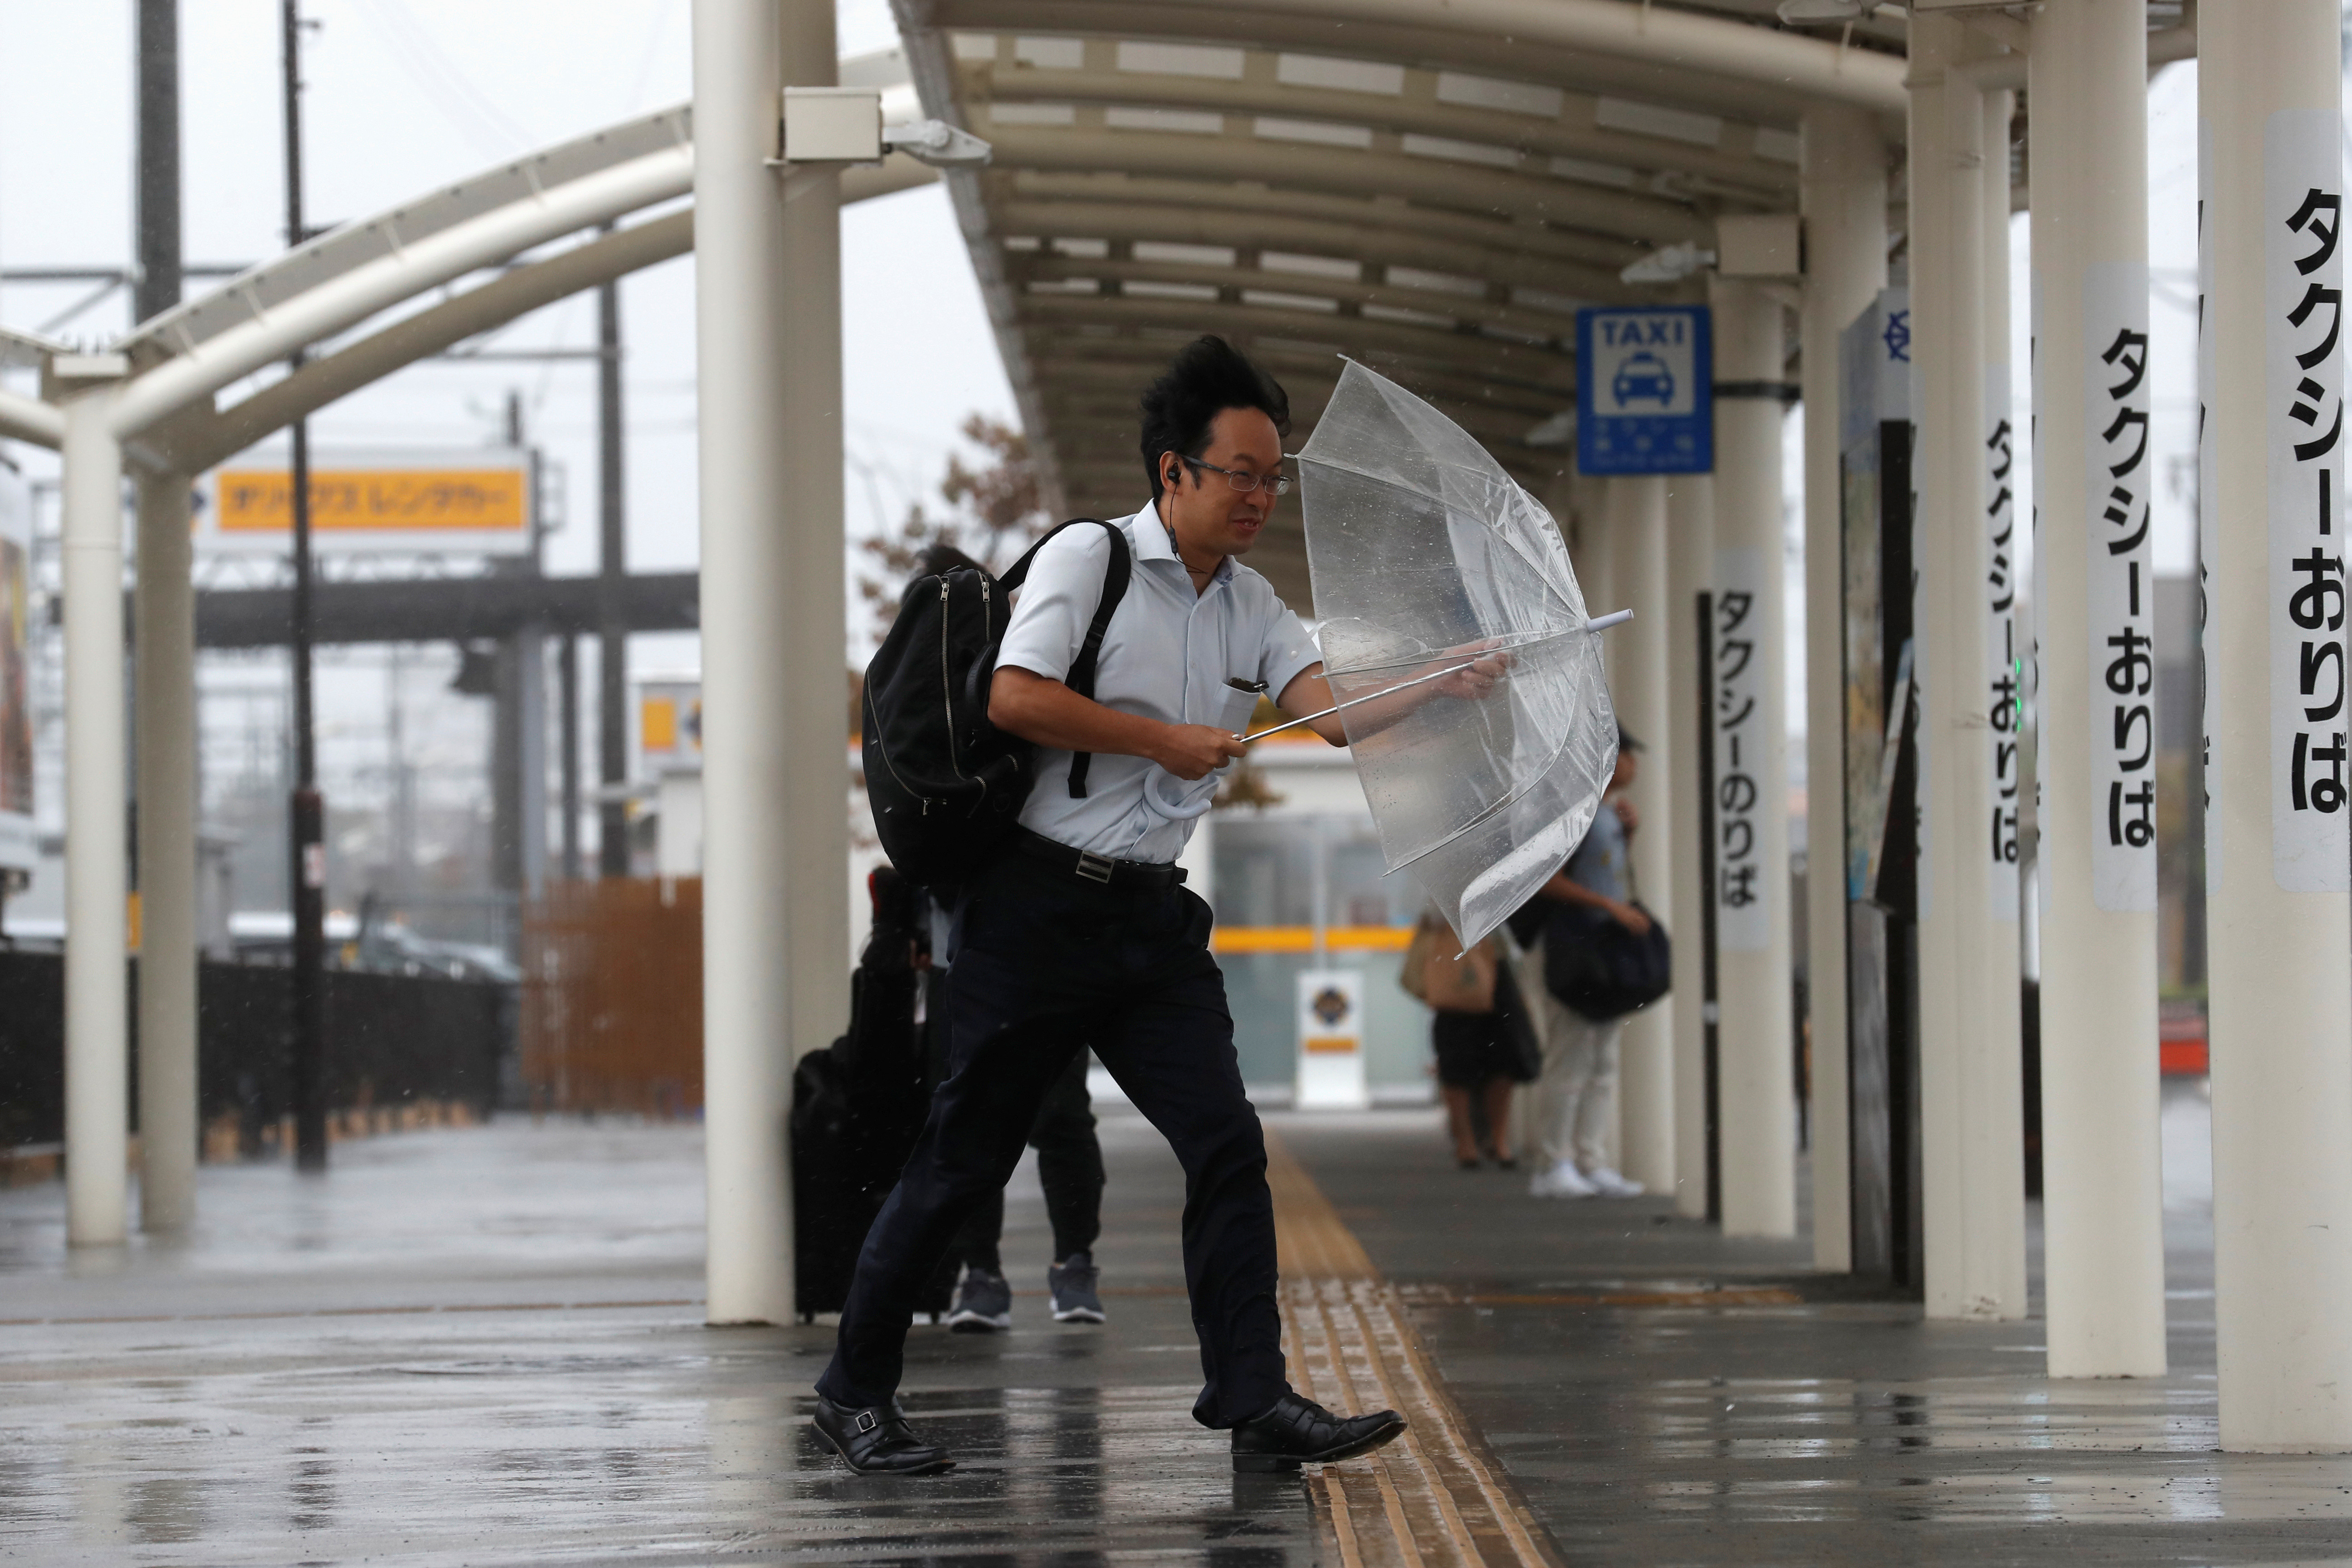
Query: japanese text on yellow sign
[[214, 467, 529, 534]]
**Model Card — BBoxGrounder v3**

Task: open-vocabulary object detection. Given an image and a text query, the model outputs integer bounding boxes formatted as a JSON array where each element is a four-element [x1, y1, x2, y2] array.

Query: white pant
[[1508, 936, 1622, 1174]]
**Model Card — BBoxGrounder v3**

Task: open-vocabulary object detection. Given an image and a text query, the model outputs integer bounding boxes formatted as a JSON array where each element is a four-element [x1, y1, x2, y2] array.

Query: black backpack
[[861, 518, 1131, 887]]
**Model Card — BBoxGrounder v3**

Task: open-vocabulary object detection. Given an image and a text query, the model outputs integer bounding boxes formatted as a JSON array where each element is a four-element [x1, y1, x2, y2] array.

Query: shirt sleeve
[[993, 523, 1114, 684], [1256, 598, 1324, 701]]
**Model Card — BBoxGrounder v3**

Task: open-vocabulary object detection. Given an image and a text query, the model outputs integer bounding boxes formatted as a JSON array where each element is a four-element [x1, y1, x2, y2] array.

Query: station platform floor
[[2, 1080, 2346, 1566]]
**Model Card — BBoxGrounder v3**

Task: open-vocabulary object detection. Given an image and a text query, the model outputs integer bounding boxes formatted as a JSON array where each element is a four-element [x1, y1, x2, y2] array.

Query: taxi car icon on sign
[[1612, 351, 1675, 407]]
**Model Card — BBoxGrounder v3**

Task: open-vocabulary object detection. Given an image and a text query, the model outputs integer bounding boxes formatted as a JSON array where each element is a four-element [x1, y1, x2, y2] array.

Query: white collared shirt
[[995, 500, 1323, 862]]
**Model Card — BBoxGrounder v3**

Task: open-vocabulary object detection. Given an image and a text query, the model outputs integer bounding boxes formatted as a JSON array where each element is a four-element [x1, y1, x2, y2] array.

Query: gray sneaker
[[948, 1267, 1012, 1333], [1048, 1252, 1106, 1324]]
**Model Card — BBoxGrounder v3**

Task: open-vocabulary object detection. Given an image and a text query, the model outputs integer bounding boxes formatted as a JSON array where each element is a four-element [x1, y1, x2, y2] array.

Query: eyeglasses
[[1178, 455, 1294, 497]]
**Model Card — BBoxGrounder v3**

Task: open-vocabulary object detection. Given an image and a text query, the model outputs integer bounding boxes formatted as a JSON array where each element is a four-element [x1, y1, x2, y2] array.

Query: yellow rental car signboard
[[201, 448, 533, 555]]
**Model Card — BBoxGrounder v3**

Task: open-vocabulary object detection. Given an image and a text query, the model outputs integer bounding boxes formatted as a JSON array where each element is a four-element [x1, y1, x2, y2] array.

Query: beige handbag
[[1401, 915, 1499, 1013]]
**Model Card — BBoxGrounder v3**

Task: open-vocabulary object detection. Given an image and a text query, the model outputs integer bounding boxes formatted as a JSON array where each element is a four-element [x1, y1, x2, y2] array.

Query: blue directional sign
[[1576, 305, 1713, 475]]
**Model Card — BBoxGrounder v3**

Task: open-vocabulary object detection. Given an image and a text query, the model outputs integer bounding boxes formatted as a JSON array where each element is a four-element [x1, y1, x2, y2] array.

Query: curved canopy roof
[[891, 0, 1913, 604]]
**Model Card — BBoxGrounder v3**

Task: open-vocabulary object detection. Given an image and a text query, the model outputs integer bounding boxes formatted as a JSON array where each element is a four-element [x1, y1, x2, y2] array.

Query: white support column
[[1798, 102, 1887, 1271], [694, 0, 847, 1325], [2201, 0, 2352, 1451], [61, 381, 128, 1247], [1909, 16, 2028, 1323], [2027, 0, 2167, 1378], [1609, 476, 1674, 1194], [1707, 275, 1795, 1239], [777, 0, 851, 1091], [135, 470, 198, 1232], [1665, 471, 1714, 1218]]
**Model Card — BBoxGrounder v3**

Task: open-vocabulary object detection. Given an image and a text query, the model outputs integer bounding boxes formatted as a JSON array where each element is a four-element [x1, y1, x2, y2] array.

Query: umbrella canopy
[[1295, 360, 1620, 949]]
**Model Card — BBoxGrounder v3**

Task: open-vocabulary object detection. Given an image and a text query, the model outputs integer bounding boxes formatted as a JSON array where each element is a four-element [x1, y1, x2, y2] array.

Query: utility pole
[[281, 0, 327, 1173], [559, 638, 582, 880], [131, 0, 183, 932], [597, 264, 630, 877], [134, 0, 183, 326]]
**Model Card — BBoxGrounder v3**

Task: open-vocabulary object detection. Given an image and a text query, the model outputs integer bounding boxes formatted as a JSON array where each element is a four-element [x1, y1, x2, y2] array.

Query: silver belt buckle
[[1076, 850, 1116, 884]]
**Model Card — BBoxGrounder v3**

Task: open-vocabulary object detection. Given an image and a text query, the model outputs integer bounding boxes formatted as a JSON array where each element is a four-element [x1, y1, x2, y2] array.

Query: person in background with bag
[[1506, 727, 1652, 1201], [1402, 911, 1535, 1169], [899, 547, 1112, 1334]]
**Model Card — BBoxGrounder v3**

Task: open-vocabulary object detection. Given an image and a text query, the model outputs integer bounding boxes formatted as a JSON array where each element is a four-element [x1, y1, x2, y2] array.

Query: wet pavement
[[2, 1080, 2347, 1565], [1275, 1081, 2352, 1566], [0, 1118, 1321, 1566]]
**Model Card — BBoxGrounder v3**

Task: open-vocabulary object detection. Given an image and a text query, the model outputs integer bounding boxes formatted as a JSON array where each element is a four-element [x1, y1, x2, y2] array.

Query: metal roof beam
[[142, 156, 935, 472], [120, 107, 696, 365], [1029, 349, 1567, 419], [1021, 293, 1575, 385], [1024, 328, 1578, 410], [0, 386, 63, 447], [185, 569, 701, 650], [999, 170, 1647, 271], [979, 123, 1715, 247], [927, 0, 1906, 123], [1015, 254, 1582, 344], [993, 197, 1638, 300], [1044, 391, 1547, 453], [110, 144, 695, 441], [965, 58, 1798, 198]]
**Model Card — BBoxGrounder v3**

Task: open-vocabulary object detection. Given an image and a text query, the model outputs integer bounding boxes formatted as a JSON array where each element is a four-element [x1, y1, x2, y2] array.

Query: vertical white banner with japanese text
[[2265, 110, 2350, 893], [1713, 545, 1768, 951], [2032, 276, 2049, 919], [2083, 261, 2159, 913], [1986, 366, 2022, 920]]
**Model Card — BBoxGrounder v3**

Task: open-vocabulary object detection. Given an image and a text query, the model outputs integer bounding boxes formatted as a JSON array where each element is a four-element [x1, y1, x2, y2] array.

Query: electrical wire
[[350, 0, 537, 159]]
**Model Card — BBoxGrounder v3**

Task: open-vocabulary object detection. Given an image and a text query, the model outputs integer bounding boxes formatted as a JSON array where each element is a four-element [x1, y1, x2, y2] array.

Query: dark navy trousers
[[816, 851, 1289, 1429]]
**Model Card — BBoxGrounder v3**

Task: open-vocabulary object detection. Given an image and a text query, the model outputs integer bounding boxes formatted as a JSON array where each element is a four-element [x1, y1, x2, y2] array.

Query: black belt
[[1013, 827, 1187, 891]]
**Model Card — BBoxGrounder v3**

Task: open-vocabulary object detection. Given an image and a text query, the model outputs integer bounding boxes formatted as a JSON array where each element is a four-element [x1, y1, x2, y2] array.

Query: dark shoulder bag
[[1542, 884, 1672, 1023]]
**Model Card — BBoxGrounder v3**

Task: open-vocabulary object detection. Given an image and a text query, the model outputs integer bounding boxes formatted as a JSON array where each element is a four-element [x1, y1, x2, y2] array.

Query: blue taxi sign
[[1576, 305, 1713, 475]]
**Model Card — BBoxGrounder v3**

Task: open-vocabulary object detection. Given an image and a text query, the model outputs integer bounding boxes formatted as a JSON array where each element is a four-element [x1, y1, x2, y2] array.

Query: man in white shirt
[[814, 337, 1500, 1476]]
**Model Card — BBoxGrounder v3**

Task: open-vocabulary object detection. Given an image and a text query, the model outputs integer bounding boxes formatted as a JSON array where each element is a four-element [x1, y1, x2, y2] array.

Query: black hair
[[913, 542, 986, 580], [1137, 335, 1291, 501]]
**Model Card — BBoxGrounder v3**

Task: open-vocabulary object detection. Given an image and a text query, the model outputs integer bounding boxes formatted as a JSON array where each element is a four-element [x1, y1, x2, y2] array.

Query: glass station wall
[[1205, 813, 1429, 1101]]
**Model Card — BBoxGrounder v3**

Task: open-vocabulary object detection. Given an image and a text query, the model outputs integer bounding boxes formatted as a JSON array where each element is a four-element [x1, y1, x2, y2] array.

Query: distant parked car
[[1612, 352, 1675, 407], [355, 920, 521, 985]]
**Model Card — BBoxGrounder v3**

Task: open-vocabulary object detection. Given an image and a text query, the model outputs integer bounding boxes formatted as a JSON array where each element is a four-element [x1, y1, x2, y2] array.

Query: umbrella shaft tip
[[1585, 609, 1634, 632]]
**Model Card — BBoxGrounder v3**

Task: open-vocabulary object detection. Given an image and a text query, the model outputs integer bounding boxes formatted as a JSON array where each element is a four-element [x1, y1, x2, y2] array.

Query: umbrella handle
[[1239, 610, 1635, 742], [1141, 769, 1222, 822]]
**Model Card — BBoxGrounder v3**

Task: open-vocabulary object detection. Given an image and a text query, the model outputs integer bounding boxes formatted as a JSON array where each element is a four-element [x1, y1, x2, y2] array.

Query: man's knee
[[1178, 1112, 1269, 1195]]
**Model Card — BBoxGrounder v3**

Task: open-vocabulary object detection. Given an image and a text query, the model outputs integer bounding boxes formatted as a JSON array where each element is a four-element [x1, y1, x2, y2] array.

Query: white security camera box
[[1716, 214, 1803, 280], [782, 87, 882, 163]]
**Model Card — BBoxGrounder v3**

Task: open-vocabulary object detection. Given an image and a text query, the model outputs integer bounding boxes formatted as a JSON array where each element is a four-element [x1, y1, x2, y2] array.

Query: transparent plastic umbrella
[[1289, 359, 1622, 950]]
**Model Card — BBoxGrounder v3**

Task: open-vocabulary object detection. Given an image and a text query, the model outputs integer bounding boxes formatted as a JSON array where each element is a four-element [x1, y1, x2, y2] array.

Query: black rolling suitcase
[[791, 866, 952, 1320]]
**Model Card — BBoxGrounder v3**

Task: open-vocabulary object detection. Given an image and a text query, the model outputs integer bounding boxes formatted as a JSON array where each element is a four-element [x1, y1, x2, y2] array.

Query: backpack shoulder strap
[[996, 518, 1132, 799]]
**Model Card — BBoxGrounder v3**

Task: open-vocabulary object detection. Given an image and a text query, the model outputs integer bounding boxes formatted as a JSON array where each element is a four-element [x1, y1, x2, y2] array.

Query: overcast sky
[[0, 0, 1016, 675]]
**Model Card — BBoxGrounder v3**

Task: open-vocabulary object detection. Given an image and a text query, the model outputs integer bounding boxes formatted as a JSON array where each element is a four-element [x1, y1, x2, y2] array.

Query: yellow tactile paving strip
[[1264, 1130, 1563, 1568]]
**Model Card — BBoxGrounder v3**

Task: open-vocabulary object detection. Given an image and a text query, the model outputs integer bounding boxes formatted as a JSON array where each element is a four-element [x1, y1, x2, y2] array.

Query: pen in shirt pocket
[[1217, 678, 1268, 737]]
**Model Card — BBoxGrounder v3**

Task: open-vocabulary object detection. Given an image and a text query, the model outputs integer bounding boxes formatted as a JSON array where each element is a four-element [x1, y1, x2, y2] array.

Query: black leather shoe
[[1230, 1392, 1406, 1472], [811, 1394, 956, 1475]]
